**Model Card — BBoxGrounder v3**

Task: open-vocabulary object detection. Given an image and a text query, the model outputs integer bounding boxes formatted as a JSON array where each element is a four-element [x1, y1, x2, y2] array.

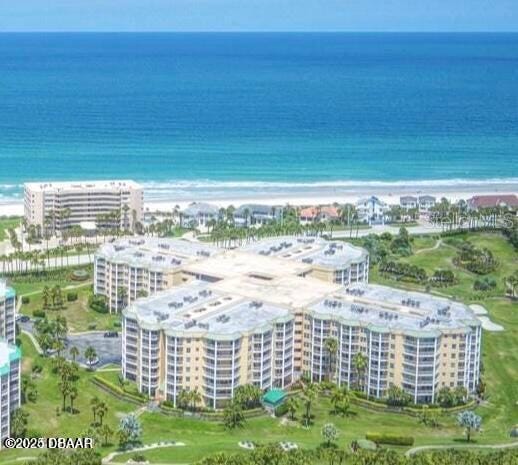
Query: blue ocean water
[[0, 33, 517, 202]]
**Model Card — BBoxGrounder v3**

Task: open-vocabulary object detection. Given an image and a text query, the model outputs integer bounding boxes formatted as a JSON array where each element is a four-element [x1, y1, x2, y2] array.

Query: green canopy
[[262, 389, 287, 407]]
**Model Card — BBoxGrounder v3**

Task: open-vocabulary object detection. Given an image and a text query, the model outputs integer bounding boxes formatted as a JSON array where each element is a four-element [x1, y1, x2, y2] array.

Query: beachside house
[[299, 206, 340, 224], [356, 196, 389, 225], [418, 195, 436, 214], [234, 204, 281, 227], [400, 196, 418, 210], [181, 202, 220, 229], [467, 194, 518, 212]]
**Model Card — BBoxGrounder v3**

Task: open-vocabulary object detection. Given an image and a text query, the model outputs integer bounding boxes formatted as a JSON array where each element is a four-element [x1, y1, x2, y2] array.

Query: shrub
[[32, 309, 45, 318], [88, 323, 97, 330], [274, 402, 289, 417], [21, 296, 30, 304], [473, 276, 497, 292], [132, 454, 147, 463], [365, 432, 414, 446], [89, 295, 108, 314], [66, 291, 78, 302]]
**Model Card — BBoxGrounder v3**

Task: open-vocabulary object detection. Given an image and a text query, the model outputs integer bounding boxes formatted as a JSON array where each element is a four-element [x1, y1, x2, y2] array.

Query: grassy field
[[369, 232, 518, 445], [7, 265, 93, 295], [19, 285, 120, 332], [0, 216, 20, 241]]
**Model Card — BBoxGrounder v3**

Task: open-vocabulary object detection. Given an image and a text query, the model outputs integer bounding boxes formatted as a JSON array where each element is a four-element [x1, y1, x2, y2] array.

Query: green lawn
[[19, 285, 120, 333], [8, 265, 93, 296], [0, 216, 20, 241]]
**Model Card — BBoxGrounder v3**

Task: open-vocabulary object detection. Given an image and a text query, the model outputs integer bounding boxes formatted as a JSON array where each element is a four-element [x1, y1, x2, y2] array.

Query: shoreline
[[1, 182, 517, 216]]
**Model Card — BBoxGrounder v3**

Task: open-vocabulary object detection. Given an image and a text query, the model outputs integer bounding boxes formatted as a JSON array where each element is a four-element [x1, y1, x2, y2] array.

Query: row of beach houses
[[180, 195, 439, 229], [180, 194, 518, 230]]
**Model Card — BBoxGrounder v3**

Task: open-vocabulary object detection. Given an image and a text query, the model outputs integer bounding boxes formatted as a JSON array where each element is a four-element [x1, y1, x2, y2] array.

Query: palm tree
[[285, 396, 299, 421], [223, 401, 245, 429], [97, 401, 108, 425], [190, 389, 202, 412], [352, 352, 368, 393], [69, 346, 79, 362], [90, 397, 99, 424], [100, 424, 114, 446], [69, 385, 78, 413], [324, 337, 338, 382], [84, 346, 97, 369], [301, 383, 319, 427]]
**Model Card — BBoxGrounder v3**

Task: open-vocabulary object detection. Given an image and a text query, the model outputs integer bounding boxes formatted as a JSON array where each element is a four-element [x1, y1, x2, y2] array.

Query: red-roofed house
[[467, 194, 518, 210], [299, 206, 340, 224]]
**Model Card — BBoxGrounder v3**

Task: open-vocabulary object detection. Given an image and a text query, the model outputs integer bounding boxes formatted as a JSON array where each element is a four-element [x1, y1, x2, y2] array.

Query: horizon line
[[1, 30, 518, 34]]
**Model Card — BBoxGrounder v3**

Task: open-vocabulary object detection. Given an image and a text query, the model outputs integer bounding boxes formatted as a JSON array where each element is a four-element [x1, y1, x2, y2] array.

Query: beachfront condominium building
[[0, 281, 16, 345], [0, 340, 21, 446], [94, 236, 369, 312], [24, 180, 144, 235], [110, 236, 481, 407], [121, 274, 481, 408]]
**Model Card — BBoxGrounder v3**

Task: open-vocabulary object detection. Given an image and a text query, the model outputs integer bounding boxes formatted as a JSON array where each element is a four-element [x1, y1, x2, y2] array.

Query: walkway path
[[415, 239, 443, 254], [102, 441, 185, 464], [405, 440, 518, 456]]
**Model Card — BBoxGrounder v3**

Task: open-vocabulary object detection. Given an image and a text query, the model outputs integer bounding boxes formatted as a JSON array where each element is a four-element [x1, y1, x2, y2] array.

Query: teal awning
[[262, 389, 286, 407]]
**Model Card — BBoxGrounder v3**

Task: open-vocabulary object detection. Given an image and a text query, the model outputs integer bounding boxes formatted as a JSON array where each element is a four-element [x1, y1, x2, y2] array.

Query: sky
[[0, 0, 516, 32]]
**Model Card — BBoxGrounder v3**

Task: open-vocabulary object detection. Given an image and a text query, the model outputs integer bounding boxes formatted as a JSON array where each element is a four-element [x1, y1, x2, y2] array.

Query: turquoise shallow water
[[0, 33, 517, 202]]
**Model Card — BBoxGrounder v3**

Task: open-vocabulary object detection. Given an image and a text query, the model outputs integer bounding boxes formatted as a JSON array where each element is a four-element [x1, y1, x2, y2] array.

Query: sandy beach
[[2, 184, 516, 217]]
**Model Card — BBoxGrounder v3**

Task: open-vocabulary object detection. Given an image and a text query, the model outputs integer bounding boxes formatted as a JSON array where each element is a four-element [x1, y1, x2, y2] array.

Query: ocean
[[0, 32, 517, 204]]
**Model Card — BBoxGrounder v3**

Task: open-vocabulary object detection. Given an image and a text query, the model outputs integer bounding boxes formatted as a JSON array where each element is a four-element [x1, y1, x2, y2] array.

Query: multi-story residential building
[[356, 196, 389, 225], [95, 236, 369, 312], [0, 340, 21, 445], [180, 203, 220, 229], [118, 238, 481, 407], [0, 281, 16, 345], [400, 196, 418, 210], [418, 195, 436, 214], [24, 180, 143, 234], [234, 204, 282, 227]]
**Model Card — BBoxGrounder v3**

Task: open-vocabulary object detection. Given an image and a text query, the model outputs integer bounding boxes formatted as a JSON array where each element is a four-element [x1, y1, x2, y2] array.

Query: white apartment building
[[24, 180, 143, 234], [0, 281, 16, 345], [0, 340, 21, 445]]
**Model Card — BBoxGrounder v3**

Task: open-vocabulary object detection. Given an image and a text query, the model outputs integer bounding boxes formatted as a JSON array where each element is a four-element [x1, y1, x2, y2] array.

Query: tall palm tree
[[301, 382, 319, 427], [324, 337, 339, 382], [352, 352, 368, 393]]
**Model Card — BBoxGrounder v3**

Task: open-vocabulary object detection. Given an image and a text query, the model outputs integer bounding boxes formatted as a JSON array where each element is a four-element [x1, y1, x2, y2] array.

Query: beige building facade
[[110, 236, 481, 408]]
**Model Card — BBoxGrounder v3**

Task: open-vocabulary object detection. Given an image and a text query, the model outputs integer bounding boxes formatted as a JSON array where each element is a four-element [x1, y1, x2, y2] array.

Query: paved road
[[18, 319, 121, 367], [65, 332, 122, 366], [331, 223, 445, 239]]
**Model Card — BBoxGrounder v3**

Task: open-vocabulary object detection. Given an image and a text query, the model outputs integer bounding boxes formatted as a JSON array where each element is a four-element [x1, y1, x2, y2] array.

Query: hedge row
[[365, 432, 414, 446], [160, 403, 265, 421], [91, 376, 146, 405]]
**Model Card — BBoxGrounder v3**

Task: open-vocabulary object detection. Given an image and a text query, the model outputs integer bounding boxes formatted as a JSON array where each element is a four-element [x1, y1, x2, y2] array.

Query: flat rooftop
[[309, 283, 480, 335], [96, 237, 218, 270], [183, 249, 311, 281], [125, 281, 291, 337], [241, 236, 368, 269], [24, 180, 142, 192]]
